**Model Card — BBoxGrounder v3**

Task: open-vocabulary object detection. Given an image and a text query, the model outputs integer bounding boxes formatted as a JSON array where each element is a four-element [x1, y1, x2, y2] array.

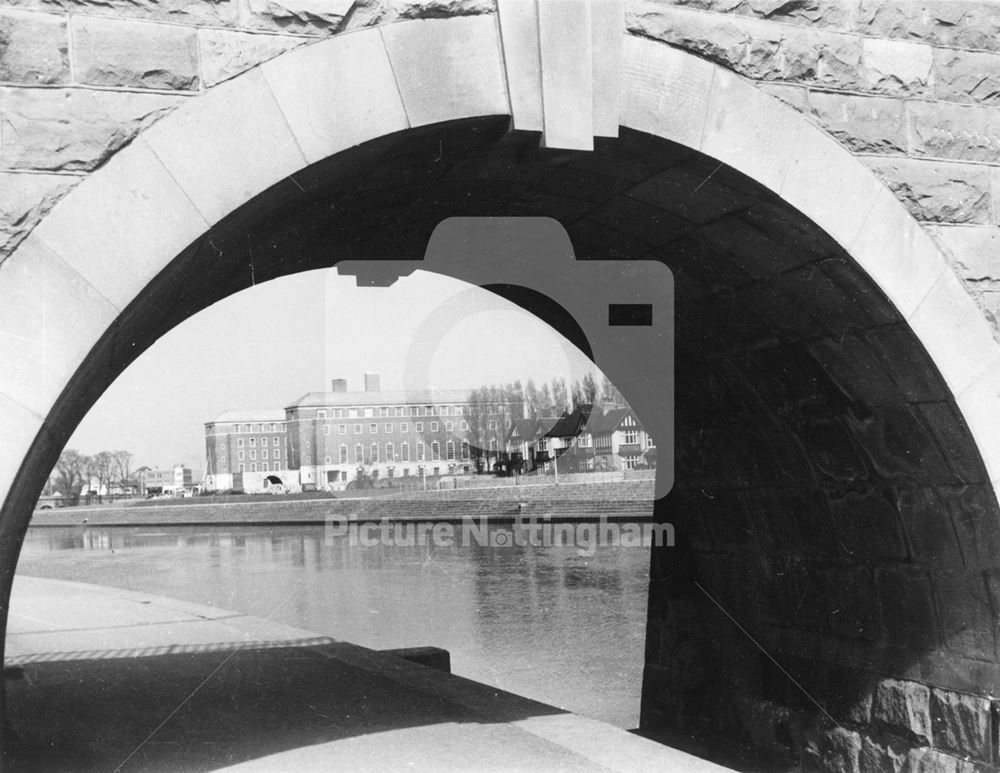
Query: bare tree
[[53, 449, 90, 505], [90, 451, 114, 503], [112, 450, 134, 495]]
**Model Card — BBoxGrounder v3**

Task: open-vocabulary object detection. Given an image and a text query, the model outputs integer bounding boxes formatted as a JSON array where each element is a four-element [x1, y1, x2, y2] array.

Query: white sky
[[69, 269, 602, 471]]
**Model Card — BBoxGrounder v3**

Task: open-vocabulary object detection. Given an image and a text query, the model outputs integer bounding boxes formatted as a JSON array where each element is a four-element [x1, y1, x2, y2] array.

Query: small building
[[142, 465, 198, 497]]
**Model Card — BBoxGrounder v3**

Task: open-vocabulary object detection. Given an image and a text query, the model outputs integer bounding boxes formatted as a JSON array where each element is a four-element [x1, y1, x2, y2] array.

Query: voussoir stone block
[[380, 16, 508, 128], [262, 29, 408, 165], [199, 28, 304, 88], [873, 679, 932, 742], [0, 9, 68, 85], [0, 394, 44, 503], [72, 16, 198, 90], [809, 92, 906, 154], [0, 86, 182, 172]]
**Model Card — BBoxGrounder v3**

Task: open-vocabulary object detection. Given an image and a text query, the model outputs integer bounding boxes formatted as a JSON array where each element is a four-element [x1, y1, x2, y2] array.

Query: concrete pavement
[[5, 575, 734, 772]]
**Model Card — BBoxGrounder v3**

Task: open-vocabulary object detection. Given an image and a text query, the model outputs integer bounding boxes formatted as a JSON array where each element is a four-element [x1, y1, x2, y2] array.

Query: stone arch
[[2, 18, 999, 768]]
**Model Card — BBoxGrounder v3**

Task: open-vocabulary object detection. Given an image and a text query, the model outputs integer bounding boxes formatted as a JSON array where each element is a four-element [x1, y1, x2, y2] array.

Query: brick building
[[204, 374, 523, 493]]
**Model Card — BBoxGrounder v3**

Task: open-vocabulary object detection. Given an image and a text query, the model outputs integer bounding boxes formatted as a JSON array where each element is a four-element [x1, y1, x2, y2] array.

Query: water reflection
[[18, 522, 650, 727]]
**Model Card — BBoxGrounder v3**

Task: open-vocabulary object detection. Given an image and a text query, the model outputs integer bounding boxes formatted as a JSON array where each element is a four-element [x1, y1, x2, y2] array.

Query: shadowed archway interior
[[7, 117, 997, 763]]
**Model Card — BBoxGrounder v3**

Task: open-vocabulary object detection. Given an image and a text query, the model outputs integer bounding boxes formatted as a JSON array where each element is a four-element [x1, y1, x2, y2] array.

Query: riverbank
[[29, 480, 656, 528]]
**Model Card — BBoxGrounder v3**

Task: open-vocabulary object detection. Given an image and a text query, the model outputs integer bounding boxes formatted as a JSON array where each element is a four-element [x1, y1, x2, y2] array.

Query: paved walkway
[[5, 576, 733, 772]]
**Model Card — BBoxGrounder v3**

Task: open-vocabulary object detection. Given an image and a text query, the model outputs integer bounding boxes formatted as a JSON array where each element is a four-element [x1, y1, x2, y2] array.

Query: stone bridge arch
[[2, 13, 1000, 770]]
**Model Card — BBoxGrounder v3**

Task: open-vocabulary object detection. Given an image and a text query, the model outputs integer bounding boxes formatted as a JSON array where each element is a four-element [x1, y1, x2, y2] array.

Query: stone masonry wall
[[4, 0, 1000, 338]]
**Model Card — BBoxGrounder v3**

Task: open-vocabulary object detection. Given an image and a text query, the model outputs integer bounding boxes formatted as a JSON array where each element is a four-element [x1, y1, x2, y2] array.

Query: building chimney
[[331, 378, 348, 393], [364, 372, 380, 393]]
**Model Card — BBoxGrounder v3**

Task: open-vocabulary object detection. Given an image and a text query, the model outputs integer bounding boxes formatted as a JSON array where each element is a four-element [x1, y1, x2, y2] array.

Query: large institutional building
[[204, 374, 520, 493]]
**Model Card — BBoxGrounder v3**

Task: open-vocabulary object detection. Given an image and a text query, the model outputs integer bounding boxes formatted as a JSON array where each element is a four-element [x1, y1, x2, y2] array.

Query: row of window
[[316, 405, 470, 420], [320, 420, 474, 436], [234, 423, 281, 433], [304, 440, 470, 466], [236, 436, 283, 448], [237, 449, 281, 461]]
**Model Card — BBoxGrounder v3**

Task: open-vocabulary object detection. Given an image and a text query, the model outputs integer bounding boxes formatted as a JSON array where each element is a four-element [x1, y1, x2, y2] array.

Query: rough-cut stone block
[[0, 172, 76, 260], [860, 733, 911, 773], [896, 489, 963, 566], [380, 16, 508, 129], [340, 0, 495, 31], [240, 0, 351, 32], [866, 159, 993, 225], [31, 137, 207, 309], [804, 726, 862, 773], [0, 236, 118, 416], [856, 1, 1000, 53], [875, 568, 939, 650], [143, 68, 306, 224], [72, 16, 198, 90], [198, 28, 303, 88], [0, 9, 68, 85], [262, 29, 407, 165], [933, 49, 1000, 106], [933, 572, 995, 662], [702, 0, 855, 31], [10, 0, 238, 26], [935, 225, 1000, 281], [809, 91, 906, 154], [906, 746, 988, 773], [908, 102, 1000, 163], [0, 87, 181, 172], [873, 678, 932, 742], [620, 35, 713, 151], [830, 490, 908, 560], [860, 37, 932, 96]]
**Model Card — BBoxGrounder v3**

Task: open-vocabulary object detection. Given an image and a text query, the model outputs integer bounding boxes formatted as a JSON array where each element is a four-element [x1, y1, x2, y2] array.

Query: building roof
[[286, 389, 482, 409], [584, 407, 633, 434], [207, 409, 287, 425]]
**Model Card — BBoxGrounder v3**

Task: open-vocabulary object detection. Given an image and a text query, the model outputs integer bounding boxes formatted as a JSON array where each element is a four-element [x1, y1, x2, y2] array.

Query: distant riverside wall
[[28, 479, 656, 527]]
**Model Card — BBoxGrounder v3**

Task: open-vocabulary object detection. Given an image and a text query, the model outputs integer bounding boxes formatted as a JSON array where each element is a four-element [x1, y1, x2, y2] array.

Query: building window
[[304, 456, 311, 464], [323, 424, 331, 435], [333, 409, 343, 419], [338, 424, 347, 435], [579, 433, 592, 447], [385, 423, 393, 433], [237, 438, 244, 447], [324, 456, 332, 464], [431, 442, 440, 461], [460, 421, 469, 431], [238, 451, 245, 461], [490, 439, 497, 451], [400, 422, 409, 433], [445, 421, 453, 432], [255, 424, 262, 433], [441, 406, 450, 415], [370, 443, 379, 463], [403, 468, 410, 477], [401, 442, 410, 461], [446, 440, 455, 460], [380, 407, 388, 417], [349, 408, 358, 418], [273, 449, 280, 460], [269, 423, 276, 432], [430, 421, 439, 432], [355, 444, 364, 464], [340, 445, 348, 464], [411, 406, 421, 416], [454, 406, 463, 416], [646, 434, 655, 448], [262, 449, 269, 460], [369, 423, 377, 433], [272, 437, 279, 446], [239, 464, 245, 473], [250, 450, 257, 460], [624, 429, 638, 444], [317, 410, 326, 419], [386, 442, 394, 461], [462, 441, 470, 460], [487, 419, 497, 430], [354, 424, 362, 434], [624, 455, 639, 470], [251, 463, 257, 472], [538, 438, 548, 451], [416, 422, 424, 433], [417, 442, 425, 461], [250, 437, 256, 447], [364, 408, 374, 418]]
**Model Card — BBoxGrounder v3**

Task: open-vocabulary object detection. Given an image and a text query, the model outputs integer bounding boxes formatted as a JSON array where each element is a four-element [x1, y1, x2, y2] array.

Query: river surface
[[15, 520, 651, 728]]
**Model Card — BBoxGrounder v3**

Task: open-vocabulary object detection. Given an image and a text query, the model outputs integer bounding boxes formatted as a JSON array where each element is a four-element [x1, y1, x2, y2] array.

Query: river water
[[15, 520, 651, 728]]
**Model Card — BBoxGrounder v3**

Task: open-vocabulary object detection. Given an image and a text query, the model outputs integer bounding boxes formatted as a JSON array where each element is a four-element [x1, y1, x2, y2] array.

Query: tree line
[[48, 449, 136, 503]]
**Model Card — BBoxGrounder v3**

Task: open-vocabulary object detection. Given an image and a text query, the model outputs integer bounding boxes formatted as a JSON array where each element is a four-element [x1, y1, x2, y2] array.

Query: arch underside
[[9, 117, 997, 748]]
